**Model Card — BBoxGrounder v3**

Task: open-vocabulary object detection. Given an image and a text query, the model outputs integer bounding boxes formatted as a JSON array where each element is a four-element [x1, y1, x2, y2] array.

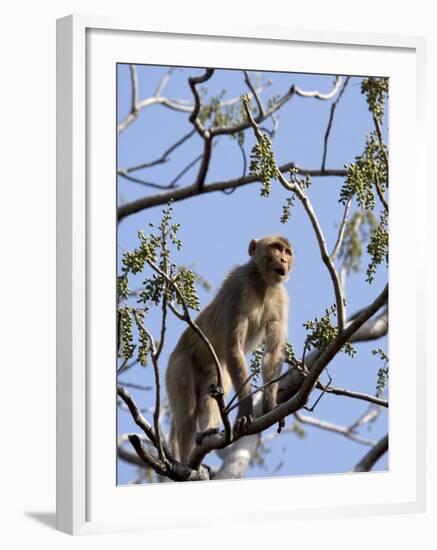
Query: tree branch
[[294, 412, 376, 446], [353, 433, 388, 472], [331, 196, 353, 261], [321, 76, 350, 170], [349, 308, 388, 342], [294, 76, 343, 100], [244, 70, 265, 118], [117, 385, 172, 461], [188, 68, 214, 138], [119, 129, 196, 174], [117, 162, 347, 220], [117, 65, 140, 133]]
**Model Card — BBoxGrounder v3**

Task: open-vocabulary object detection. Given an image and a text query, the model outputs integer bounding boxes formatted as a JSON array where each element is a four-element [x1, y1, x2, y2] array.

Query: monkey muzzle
[[274, 267, 287, 276]]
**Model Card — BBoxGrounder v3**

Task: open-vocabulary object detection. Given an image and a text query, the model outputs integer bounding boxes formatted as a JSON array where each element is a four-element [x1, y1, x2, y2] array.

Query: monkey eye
[[285, 248, 292, 257]]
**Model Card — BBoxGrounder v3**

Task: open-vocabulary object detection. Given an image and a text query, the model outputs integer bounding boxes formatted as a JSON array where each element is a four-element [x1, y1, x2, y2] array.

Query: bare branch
[[209, 84, 295, 137], [348, 405, 381, 432], [321, 77, 350, 170], [117, 65, 140, 133], [118, 381, 152, 391], [294, 75, 343, 100], [374, 171, 389, 212], [131, 312, 166, 462], [118, 435, 149, 467], [315, 382, 388, 408], [331, 196, 353, 261], [348, 308, 388, 342], [373, 114, 389, 175], [186, 69, 216, 188], [220, 79, 271, 108], [353, 433, 388, 472], [140, 96, 193, 112], [119, 129, 196, 174], [277, 363, 388, 408], [294, 412, 376, 446], [195, 138, 213, 190], [244, 70, 265, 118], [188, 68, 214, 138], [117, 172, 178, 190], [117, 162, 347, 220], [118, 386, 157, 446], [154, 67, 174, 97], [128, 434, 210, 482]]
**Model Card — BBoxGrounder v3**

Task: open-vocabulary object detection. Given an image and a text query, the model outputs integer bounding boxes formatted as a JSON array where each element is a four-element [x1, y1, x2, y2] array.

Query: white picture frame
[[56, 14, 427, 535]]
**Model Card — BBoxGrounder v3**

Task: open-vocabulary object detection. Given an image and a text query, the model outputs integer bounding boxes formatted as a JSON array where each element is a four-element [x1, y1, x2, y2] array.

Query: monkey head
[[248, 235, 294, 284]]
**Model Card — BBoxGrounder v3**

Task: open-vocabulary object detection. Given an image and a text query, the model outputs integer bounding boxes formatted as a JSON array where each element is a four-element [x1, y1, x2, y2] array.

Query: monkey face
[[249, 236, 294, 283], [267, 241, 293, 281]]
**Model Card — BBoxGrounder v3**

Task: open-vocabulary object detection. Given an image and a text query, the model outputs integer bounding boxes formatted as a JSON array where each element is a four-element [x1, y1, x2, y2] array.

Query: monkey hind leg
[[195, 366, 232, 444], [197, 392, 221, 433], [195, 377, 223, 448], [174, 417, 198, 464], [166, 355, 197, 463]]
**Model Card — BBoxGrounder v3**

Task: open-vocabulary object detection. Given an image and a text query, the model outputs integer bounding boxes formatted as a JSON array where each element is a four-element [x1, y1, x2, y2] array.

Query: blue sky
[[116, 64, 388, 484]]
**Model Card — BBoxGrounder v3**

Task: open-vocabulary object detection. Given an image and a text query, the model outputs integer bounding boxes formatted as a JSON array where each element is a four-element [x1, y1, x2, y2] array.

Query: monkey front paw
[[233, 414, 254, 436], [195, 428, 220, 446]]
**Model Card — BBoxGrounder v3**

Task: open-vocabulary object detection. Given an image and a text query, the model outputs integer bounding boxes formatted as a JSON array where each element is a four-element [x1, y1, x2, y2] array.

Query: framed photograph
[[56, 15, 426, 535]]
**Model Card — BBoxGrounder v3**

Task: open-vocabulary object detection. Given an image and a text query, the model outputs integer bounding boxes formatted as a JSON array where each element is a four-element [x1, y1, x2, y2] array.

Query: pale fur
[[166, 235, 293, 463]]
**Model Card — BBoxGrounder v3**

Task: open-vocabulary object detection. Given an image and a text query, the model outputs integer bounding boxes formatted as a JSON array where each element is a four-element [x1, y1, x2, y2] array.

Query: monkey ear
[[248, 239, 257, 256]]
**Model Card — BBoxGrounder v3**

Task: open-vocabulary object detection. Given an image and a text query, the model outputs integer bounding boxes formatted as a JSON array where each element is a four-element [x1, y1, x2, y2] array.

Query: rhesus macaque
[[166, 235, 293, 463]]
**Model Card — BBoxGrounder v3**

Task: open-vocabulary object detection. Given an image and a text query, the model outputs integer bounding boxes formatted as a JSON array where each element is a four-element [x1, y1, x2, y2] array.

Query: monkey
[[165, 235, 294, 463]]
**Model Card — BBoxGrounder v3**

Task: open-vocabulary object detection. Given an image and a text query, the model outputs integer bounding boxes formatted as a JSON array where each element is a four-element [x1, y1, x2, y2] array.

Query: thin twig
[[374, 171, 389, 212], [225, 371, 290, 414], [120, 129, 196, 173], [132, 311, 166, 462], [154, 67, 174, 97], [331, 196, 353, 261], [117, 65, 140, 133], [315, 381, 388, 408], [118, 381, 152, 391], [294, 412, 376, 446], [321, 76, 350, 170], [237, 139, 247, 180], [207, 76, 342, 139], [224, 371, 256, 413], [348, 405, 381, 431], [304, 371, 332, 412], [117, 172, 178, 190], [373, 114, 389, 175], [244, 70, 265, 118]]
